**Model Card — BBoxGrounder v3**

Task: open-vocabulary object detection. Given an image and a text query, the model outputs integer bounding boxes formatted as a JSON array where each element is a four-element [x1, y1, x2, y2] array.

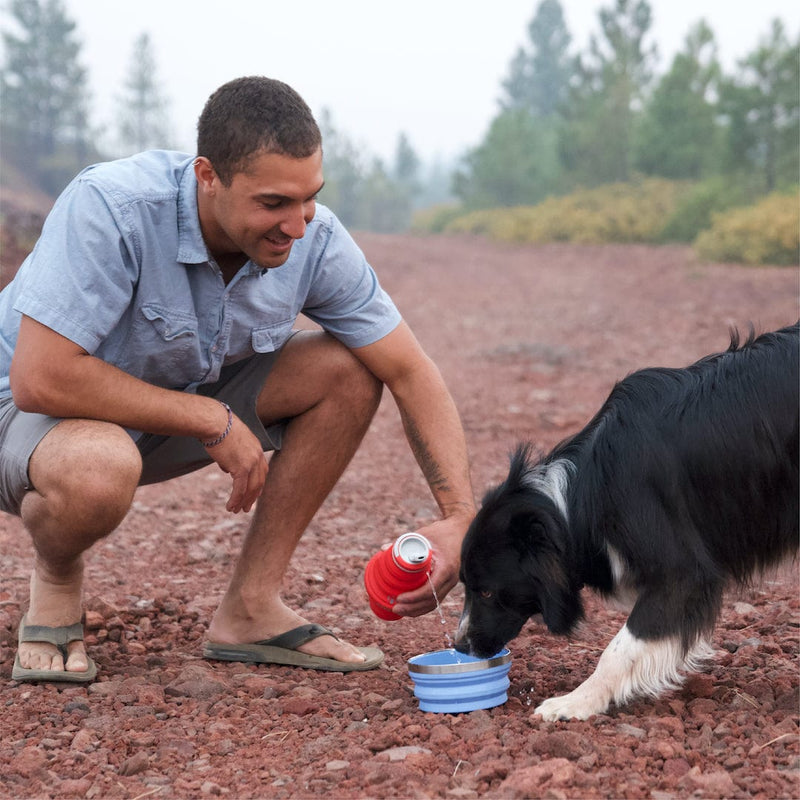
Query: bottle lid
[[392, 533, 432, 571]]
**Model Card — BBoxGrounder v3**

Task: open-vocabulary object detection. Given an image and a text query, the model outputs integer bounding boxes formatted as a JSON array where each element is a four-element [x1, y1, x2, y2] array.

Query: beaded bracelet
[[200, 401, 233, 448]]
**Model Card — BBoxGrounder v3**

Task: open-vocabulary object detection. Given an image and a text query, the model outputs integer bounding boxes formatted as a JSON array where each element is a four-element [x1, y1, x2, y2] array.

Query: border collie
[[457, 323, 798, 720]]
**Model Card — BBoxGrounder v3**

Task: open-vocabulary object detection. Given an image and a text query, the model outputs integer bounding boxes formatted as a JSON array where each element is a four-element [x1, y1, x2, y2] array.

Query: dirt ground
[[1, 234, 798, 799]]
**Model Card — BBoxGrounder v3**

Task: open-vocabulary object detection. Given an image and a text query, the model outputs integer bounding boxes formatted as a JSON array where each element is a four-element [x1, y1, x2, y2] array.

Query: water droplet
[[426, 573, 458, 654]]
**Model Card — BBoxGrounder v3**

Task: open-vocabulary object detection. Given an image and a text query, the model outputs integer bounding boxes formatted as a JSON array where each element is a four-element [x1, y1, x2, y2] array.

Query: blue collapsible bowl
[[407, 648, 512, 713]]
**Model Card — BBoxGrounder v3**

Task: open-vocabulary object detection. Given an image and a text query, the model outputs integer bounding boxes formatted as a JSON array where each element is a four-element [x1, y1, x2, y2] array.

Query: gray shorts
[[0, 351, 287, 516]]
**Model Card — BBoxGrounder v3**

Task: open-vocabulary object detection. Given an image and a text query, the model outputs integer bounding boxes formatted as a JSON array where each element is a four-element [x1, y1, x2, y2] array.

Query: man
[[0, 76, 475, 682]]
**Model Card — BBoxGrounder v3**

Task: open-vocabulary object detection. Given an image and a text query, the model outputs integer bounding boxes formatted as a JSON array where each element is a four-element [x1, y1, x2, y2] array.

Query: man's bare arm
[[353, 321, 475, 613], [10, 315, 267, 512]]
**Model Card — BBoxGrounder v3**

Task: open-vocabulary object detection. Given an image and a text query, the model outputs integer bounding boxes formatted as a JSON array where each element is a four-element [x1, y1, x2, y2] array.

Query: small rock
[[9, 745, 48, 779], [376, 745, 432, 762], [83, 610, 105, 630], [475, 759, 509, 782], [164, 677, 226, 701], [616, 723, 646, 739], [58, 779, 93, 797], [684, 673, 715, 699], [680, 766, 737, 797], [496, 759, 576, 797], [118, 751, 149, 776], [280, 698, 317, 716], [70, 729, 96, 753], [165, 665, 227, 701], [85, 596, 120, 617], [663, 758, 691, 777], [87, 680, 122, 697]]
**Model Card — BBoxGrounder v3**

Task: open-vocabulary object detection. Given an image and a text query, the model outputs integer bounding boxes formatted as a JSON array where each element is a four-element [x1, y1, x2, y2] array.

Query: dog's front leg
[[535, 623, 687, 721]]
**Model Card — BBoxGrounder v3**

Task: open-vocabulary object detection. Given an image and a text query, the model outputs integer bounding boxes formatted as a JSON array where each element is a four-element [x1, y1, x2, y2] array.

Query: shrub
[[659, 177, 752, 243], [410, 204, 464, 234], [694, 192, 799, 266], [443, 179, 691, 245]]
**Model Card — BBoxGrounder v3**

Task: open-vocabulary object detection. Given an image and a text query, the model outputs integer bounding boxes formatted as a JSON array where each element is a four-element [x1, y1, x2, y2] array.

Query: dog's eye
[[479, 590, 494, 600]]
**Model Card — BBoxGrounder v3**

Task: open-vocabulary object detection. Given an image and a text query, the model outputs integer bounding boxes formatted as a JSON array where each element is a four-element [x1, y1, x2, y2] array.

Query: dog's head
[[456, 445, 583, 658]]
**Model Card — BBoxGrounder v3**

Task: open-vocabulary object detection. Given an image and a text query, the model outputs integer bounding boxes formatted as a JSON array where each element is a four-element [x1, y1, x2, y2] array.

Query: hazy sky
[[56, 0, 799, 164]]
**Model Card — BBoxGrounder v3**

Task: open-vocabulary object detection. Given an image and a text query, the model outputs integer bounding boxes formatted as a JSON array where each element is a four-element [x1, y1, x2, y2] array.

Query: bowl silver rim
[[408, 648, 511, 674]]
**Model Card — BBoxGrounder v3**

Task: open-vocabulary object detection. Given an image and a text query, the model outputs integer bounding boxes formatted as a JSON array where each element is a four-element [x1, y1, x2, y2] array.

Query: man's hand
[[202, 412, 268, 513], [390, 515, 468, 617]]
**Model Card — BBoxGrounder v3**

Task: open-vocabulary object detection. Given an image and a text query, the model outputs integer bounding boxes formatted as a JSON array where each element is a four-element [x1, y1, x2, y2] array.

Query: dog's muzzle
[[454, 609, 473, 654]]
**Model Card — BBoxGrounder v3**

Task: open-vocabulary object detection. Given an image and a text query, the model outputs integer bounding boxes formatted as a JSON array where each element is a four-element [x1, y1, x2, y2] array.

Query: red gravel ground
[[1, 234, 798, 799]]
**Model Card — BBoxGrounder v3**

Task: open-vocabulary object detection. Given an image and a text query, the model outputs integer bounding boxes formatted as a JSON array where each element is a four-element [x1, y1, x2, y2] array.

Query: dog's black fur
[[457, 323, 798, 718]]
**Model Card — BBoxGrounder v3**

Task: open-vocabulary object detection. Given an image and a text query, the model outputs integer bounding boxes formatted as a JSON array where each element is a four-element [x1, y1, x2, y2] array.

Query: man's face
[[196, 147, 324, 270]]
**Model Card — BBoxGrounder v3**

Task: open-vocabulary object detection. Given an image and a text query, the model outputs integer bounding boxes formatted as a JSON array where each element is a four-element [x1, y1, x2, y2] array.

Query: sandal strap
[[19, 621, 85, 648], [256, 623, 339, 650]]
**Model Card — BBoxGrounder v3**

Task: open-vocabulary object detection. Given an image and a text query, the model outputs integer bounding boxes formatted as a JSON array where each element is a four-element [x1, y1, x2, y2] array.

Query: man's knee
[[28, 419, 142, 524], [257, 332, 383, 423], [326, 338, 383, 409]]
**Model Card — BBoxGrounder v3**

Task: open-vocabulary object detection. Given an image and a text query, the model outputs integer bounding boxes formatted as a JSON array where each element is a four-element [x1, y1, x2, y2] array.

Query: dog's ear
[[506, 443, 535, 489], [537, 555, 584, 634], [516, 513, 584, 636]]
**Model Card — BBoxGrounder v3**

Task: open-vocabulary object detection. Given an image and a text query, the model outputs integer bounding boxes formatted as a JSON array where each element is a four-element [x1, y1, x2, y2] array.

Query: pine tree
[[455, 0, 573, 209], [115, 32, 172, 154], [0, 0, 93, 193], [634, 21, 722, 179], [501, 0, 574, 119], [562, 0, 657, 185], [719, 19, 799, 192]]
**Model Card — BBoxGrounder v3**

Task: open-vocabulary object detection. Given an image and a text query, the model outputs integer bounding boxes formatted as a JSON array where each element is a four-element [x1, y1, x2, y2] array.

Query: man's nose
[[281, 200, 315, 239]]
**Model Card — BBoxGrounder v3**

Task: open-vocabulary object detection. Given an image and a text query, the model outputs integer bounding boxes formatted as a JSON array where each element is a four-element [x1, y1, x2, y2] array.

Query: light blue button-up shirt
[[0, 150, 402, 399]]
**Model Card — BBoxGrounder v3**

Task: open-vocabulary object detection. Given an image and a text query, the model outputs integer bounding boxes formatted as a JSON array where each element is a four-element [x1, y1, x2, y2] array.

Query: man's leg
[[17, 419, 142, 673], [207, 332, 382, 663]]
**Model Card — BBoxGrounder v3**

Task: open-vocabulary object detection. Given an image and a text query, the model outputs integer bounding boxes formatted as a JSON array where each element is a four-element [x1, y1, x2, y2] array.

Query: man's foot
[[16, 567, 89, 675], [204, 623, 384, 672], [207, 601, 371, 666], [13, 616, 97, 683]]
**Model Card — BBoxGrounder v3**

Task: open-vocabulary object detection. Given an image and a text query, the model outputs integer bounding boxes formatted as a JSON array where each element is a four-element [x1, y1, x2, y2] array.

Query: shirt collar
[[175, 157, 265, 276], [176, 158, 210, 265]]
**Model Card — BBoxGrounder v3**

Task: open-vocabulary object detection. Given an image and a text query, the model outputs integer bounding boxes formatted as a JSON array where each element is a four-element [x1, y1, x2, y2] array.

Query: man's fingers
[[240, 461, 267, 512], [226, 457, 268, 513], [226, 474, 248, 513]]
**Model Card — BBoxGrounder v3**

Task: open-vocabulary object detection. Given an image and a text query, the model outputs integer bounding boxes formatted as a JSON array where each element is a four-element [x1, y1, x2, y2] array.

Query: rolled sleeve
[[12, 179, 136, 353], [301, 211, 402, 348]]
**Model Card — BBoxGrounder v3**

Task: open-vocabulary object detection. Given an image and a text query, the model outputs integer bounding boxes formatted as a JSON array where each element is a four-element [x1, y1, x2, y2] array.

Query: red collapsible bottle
[[364, 533, 433, 620]]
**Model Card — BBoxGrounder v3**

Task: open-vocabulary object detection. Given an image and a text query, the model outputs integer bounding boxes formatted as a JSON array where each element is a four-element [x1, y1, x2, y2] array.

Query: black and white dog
[[457, 323, 798, 720]]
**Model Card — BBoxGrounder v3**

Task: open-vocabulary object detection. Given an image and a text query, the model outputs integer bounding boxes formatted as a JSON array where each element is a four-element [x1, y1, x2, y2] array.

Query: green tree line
[[1, 0, 797, 237], [454, 0, 798, 217]]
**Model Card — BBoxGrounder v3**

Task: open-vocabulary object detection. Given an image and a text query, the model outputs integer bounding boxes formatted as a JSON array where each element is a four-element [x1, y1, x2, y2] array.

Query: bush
[[410, 204, 464, 234], [443, 179, 691, 245], [659, 177, 752, 243], [694, 192, 799, 266]]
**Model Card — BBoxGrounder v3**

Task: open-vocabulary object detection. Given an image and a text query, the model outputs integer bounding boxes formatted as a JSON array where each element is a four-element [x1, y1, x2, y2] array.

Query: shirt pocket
[[250, 319, 295, 353], [133, 303, 203, 387], [141, 304, 199, 341]]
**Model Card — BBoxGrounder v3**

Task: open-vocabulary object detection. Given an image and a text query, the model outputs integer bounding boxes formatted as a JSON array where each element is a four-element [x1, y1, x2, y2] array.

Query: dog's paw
[[534, 691, 609, 721]]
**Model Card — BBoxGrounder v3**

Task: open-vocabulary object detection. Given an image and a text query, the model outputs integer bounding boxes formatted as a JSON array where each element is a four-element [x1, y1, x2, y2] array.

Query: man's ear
[[194, 157, 218, 195]]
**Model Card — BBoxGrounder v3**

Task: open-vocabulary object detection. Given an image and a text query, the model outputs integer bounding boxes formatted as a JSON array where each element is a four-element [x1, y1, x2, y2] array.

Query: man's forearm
[[11, 316, 226, 442], [394, 370, 475, 521]]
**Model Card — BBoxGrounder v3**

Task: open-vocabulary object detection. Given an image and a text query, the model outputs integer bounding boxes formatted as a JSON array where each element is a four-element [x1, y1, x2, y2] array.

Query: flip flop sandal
[[203, 623, 384, 672], [12, 614, 97, 683]]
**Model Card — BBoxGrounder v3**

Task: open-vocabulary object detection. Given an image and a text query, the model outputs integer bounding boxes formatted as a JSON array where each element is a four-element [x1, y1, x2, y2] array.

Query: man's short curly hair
[[197, 76, 322, 185]]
